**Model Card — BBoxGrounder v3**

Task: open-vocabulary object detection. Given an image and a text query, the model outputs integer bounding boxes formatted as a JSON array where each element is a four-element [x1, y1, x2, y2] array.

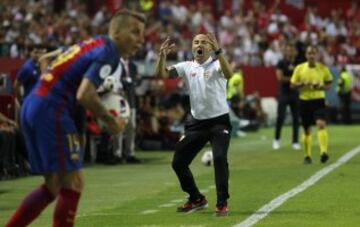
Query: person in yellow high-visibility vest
[[337, 66, 353, 124], [291, 45, 333, 165], [227, 69, 244, 117], [140, 0, 153, 12]]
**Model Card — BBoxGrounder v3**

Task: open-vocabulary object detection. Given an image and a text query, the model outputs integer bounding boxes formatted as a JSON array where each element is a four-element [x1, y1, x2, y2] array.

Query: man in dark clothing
[[273, 44, 301, 150]]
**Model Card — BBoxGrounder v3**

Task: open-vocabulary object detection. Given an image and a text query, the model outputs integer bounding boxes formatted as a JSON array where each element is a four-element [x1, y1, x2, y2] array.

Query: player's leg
[[273, 95, 287, 149], [50, 112, 83, 227], [172, 130, 209, 210], [316, 119, 328, 161], [314, 99, 329, 163], [209, 123, 231, 216], [6, 174, 59, 227], [124, 108, 140, 163], [289, 95, 300, 149], [53, 170, 83, 227], [300, 100, 313, 164], [6, 103, 58, 227], [341, 92, 352, 124], [113, 133, 124, 161], [52, 154, 83, 226]]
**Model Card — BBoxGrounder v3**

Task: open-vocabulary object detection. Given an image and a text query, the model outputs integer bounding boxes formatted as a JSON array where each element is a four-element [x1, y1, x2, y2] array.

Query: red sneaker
[[177, 197, 208, 212], [215, 205, 228, 216]]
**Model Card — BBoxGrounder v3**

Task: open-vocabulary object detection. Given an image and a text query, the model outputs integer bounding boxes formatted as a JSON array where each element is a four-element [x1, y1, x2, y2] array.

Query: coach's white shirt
[[171, 57, 229, 120]]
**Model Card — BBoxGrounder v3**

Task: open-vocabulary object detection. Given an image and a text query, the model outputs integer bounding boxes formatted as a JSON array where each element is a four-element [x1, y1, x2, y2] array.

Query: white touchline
[[158, 203, 175, 208], [141, 209, 159, 215], [234, 145, 360, 227]]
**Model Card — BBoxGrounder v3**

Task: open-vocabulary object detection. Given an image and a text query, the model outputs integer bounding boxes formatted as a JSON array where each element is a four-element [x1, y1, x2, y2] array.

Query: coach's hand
[[159, 37, 176, 56], [207, 33, 220, 52]]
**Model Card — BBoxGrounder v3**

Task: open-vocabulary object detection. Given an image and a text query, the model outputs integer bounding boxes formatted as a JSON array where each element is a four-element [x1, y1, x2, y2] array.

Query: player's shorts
[[299, 98, 327, 129], [20, 95, 82, 174], [73, 105, 86, 135]]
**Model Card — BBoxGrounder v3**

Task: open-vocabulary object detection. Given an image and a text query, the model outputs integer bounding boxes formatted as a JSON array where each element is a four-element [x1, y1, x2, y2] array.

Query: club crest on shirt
[[100, 64, 112, 79], [191, 72, 196, 77]]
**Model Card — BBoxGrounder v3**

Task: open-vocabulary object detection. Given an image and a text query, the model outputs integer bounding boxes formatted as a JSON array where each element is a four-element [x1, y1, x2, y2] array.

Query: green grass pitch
[[1, 126, 359, 226]]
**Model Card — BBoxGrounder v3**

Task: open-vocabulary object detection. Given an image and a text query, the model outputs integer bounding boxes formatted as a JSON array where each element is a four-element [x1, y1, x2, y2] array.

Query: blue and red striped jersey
[[31, 35, 120, 109]]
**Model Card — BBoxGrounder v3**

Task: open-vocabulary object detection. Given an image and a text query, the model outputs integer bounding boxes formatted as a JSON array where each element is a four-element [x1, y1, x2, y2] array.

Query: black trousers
[[274, 93, 300, 143], [172, 114, 231, 205], [338, 92, 352, 124]]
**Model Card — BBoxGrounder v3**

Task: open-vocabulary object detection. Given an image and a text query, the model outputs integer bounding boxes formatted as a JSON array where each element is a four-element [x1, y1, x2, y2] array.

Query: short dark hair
[[109, 9, 146, 31]]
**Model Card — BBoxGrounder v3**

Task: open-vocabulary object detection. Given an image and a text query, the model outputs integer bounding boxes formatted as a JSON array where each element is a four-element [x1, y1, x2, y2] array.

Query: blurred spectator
[[0, 112, 28, 179], [273, 44, 300, 150], [227, 66, 244, 118], [14, 45, 46, 106], [263, 41, 282, 66], [117, 57, 142, 163], [337, 66, 353, 124], [243, 91, 267, 128]]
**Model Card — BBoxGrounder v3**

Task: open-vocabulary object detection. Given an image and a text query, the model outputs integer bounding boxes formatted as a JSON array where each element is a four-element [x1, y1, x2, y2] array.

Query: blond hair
[[109, 9, 146, 33]]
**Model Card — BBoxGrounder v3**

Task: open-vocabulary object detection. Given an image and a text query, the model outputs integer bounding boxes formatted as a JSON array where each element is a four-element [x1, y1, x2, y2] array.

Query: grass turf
[[0, 126, 359, 226]]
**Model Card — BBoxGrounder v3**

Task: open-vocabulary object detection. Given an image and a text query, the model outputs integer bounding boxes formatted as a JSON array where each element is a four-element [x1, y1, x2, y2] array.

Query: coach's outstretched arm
[[155, 37, 176, 78], [207, 33, 233, 79], [77, 78, 125, 135]]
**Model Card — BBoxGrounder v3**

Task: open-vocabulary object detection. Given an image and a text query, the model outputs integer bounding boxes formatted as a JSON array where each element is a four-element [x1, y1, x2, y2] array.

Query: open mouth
[[197, 48, 203, 56]]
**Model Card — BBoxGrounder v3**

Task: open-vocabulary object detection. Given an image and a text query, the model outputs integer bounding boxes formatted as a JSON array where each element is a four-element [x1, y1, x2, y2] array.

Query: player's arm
[[14, 79, 22, 107], [154, 37, 176, 78], [77, 78, 124, 135], [322, 66, 333, 90], [276, 63, 290, 82], [14, 64, 28, 106], [38, 48, 62, 72], [290, 65, 305, 89], [207, 33, 233, 79], [313, 66, 333, 90]]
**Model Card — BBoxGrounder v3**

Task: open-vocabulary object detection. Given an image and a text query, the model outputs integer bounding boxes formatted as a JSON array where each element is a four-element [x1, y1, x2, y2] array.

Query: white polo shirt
[[171, 57, 229, 120]]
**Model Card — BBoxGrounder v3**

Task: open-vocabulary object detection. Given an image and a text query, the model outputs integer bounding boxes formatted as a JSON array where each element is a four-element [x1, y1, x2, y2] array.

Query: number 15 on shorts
[[67, 134, 81, 161]]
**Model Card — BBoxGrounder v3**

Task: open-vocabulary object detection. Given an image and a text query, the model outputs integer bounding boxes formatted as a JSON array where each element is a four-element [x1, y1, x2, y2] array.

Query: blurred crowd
[[1, 0, 360, 66]]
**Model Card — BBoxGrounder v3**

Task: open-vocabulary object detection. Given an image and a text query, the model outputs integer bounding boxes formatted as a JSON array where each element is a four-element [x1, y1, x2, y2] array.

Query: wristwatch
[[214, 48, 222, 56]]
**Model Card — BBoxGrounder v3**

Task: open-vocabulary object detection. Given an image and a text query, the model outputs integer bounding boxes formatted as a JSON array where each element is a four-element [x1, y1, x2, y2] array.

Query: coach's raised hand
[[159, 37, 176, 56], [206, 33, 232, 79], [155, 37, 176, 78], [206, 33, 220, 52]]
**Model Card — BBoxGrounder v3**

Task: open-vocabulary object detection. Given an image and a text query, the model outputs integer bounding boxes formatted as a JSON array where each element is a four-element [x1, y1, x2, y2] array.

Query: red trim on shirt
[[36, 38, 105, 97]]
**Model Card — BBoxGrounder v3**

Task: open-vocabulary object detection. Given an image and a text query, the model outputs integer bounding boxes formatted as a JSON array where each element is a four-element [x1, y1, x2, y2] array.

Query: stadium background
[[1, 0, 359, 169], [1, 0, 360, 121]]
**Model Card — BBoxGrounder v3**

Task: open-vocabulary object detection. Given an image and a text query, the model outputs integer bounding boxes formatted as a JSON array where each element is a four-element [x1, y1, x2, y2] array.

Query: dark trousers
[[274, 94, 300, 143], [172, 114, 231, 206], [338, 92, 352, 124], [0, 130, 27, 179]]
